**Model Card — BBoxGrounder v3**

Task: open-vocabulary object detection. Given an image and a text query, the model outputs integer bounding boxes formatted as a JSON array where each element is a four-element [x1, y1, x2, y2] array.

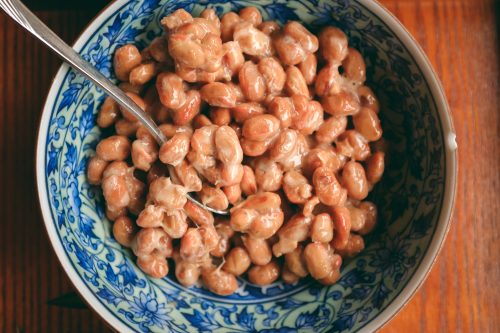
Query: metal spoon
[[0, 0, 229, 215]]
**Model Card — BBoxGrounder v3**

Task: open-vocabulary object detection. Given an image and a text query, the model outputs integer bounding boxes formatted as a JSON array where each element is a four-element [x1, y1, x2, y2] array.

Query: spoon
[[0, 0, 229, 215]]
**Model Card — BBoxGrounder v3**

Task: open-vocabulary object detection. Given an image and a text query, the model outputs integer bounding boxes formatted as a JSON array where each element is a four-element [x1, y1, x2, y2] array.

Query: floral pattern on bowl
[[37, 0, 453, 332]]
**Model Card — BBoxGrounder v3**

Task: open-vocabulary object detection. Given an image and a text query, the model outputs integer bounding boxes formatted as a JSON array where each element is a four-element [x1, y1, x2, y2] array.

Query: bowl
[[36, 0, 457, 331]]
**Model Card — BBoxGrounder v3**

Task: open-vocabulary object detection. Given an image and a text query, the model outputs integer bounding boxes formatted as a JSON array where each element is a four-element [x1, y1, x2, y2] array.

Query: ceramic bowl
[[36, 0, 457, 331]]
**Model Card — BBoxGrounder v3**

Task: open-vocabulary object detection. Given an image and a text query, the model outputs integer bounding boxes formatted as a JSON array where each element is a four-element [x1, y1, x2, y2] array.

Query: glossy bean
[[113, 216, 138, 247], [233, 22, 273, 58], [318, 254, 342, 285], [282, 170, 312, 204], [268, 96, 294, 128], [366, 151, 385, 184], [119, 81, 143, 95], [136, 204, 164, 228], [322, 90, 361, 117], [242, 114, 280, 141], [180, 227, 206, 262], [311, 213, 334, 243], [242, 235, 272, 265], [159, 133, 190, 166], [336, 130, 371, 161], [119, 92, 147, 122], [239, 7, 262, 26], [330, 206, 351, 249], [342, 161, 369, 200], [285, 66, 309, 98], [357, 201, 377, 235], [171, 90, 201, 126], [353, 107, 382, 142], [232, 103, 266, 123], [272, 214, 312, 257], [319, 27, 348, 63], [258, 21, 280, 35], [248, 261, 280, 285], [106, 205, 127, 221], [316, 116, 348, 144], [156, 72, 186, 110], [148, 37, 170, 63], [303, 242, 332, 279], [313, 166, 347, 207], [358, 85, 380, 113], [131, 138, 158, 172], [283, 21, 319, 53], [290, 95, 323, 135], [129, 62, 157, 86], [273, 32, 306, 66], [240, 165, 257, 196], [336, 234, 365, 257], [221, 163, 244, 186], [223, 246, 251, 276], [239, 61, 266, 102], [284, 245, 308, 277], [220, 12, 241, 42], [253, 157, 284, 192], [314, 63, 342, 97], [136, 255, 169, 278], [199, 184, 229, 210], [148, 177, 187, 210], [223, 184, 242, 205], [87, 156, 109, 185], [160, 8, 193, 31], [201, 82, 237, 107], [200, 33, 224, 73], [172, 160, 202, 192], [115, 119, 140, 137], [298, 53, 317, 85], [302, 196, 320, 217], [175, 260, 200, 286], [342, 47, 366, 83], [269, 129, 298, 163], [96, 135, 131, 162], [191, 125, 217, 155], [210, 108, 231, 126], [102, 174, 130, 209], [97, 97, 120, 128], [168, 33, 206, 68], [248, 209, 284, 239], [162, 210, 189, 239], [200, 8, 221, 31], [114, 44, 141, 81], [211, 221, 234, 257], [201, 267, 238, 296], [215, 125, 243, 164], [258, 57, 286, 95], [281, 264, 300, 284], [132, 227, 173, 258], [240, 137, 271, 157]]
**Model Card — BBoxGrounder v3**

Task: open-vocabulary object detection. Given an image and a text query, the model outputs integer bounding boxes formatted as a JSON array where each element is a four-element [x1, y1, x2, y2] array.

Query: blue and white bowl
[[36, 0, 458, 332]]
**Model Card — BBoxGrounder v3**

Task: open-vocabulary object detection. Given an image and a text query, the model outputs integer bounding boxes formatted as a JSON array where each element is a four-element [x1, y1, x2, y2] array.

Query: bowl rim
[[35, 0, 458, 332]]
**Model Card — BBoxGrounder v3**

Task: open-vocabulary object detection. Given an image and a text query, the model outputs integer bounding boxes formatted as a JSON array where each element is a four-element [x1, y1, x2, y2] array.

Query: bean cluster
[[88, 7, 385, 295]]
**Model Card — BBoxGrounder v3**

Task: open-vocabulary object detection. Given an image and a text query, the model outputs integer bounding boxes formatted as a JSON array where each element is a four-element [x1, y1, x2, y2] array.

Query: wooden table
[[0, 0, 498, 331]]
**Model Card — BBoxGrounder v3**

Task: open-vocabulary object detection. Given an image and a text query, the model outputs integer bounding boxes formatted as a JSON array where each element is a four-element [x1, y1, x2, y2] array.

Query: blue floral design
[[129, 292, 170, 328], [41, 0, 446, 332]]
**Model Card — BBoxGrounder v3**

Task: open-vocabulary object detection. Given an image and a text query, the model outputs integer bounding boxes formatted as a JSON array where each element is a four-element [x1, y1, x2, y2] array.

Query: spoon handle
[[0, 0, 167, 144], [0, 0, 230, 215]]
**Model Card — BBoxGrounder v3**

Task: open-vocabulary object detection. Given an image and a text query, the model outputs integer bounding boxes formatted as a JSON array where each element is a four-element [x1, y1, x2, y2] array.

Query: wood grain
[[0, 8, 111, 333], [0, 0, 498, 332], [379, 1, 500, 332]]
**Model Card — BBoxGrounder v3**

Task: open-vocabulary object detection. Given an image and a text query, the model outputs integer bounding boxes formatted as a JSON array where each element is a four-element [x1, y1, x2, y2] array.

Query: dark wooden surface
[[0, 0, 498, 332]]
